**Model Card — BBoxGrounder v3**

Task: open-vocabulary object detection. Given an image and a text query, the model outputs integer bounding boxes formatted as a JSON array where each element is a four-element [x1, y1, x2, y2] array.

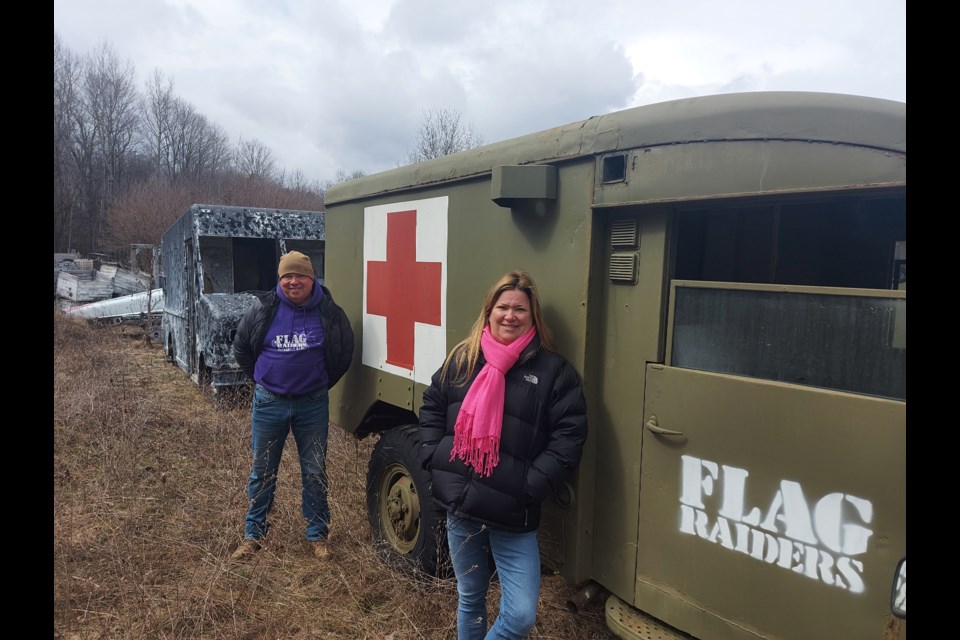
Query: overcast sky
[[53, 0, 906, 186]]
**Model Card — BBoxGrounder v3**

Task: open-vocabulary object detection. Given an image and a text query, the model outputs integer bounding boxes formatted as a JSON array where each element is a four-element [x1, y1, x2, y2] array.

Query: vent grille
[[609, 254, 638, 284], [611, 219, 638, 249]]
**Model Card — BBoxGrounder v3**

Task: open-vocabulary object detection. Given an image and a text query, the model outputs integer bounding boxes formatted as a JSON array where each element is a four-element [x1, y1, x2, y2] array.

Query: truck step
[[605, 594, 695, 640]]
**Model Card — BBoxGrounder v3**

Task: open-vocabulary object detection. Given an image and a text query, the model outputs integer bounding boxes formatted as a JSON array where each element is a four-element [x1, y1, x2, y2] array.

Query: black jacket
[[233, 283, 354, 389], [418, 336, 587, 532]]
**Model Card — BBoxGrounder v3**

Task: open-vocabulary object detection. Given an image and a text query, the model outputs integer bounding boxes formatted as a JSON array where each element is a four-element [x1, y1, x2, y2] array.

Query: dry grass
[[53, 311, 614, 640]]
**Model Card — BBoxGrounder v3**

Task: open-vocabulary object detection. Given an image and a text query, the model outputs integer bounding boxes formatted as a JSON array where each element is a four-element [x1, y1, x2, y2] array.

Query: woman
[[418, 271, 588, 639]]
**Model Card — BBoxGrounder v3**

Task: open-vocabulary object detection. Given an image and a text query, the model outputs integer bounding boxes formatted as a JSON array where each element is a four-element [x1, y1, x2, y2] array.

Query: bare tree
[[281, 168, 328, 195], [234, 138, 277, 181], [281, 168, 308, 191], [319, 168, 367, 194], [405, 106, 483, 164], [86, 43, 141, 180], [55, 34, 103, 256], [142, 70, 177, 179], [197, 121, 232, 180], [62, 50, 102, 256], [54, 34, 83, 252], [83, 41, 142, 251], [143, 71, 233, 185], [335, 168, 367, 182], [55, 39, 143, 255]]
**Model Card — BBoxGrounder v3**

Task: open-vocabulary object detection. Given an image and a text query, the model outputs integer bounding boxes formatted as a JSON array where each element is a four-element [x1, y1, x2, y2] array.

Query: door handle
[[645, 415, 685, 437]]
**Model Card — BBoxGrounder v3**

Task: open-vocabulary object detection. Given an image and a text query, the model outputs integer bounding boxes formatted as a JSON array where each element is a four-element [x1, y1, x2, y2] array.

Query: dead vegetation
[[53, 311, 614, 639]]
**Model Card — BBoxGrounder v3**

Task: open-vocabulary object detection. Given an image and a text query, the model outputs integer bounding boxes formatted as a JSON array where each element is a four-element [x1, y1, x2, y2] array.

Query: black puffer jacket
[[233, 283, 354, 389], [418, 336, 587, 532]]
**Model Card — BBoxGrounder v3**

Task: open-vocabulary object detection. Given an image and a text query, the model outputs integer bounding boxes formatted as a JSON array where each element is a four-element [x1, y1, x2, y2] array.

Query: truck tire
[[366, 424, 449, 578]]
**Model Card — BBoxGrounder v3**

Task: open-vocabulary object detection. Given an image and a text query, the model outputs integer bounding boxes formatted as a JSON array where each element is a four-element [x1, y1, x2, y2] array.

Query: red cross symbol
[[366, 209, 442, 370]]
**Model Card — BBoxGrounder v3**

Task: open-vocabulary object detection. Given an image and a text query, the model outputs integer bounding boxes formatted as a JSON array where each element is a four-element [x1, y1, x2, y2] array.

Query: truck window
[[670, 283, 906, 400], [233, 238, 281, 292], [196, 236, 233, 293], [197, 236, 282, 293], [669, 195, 906, 400]]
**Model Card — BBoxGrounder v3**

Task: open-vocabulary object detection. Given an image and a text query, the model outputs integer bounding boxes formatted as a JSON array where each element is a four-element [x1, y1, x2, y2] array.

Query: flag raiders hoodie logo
[[363, 197, 448, 385], [272, 332, 310, 351]]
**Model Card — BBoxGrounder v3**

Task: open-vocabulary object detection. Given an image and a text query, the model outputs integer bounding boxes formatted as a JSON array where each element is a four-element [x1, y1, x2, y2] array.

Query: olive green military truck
[[323, 92, 906, 640]]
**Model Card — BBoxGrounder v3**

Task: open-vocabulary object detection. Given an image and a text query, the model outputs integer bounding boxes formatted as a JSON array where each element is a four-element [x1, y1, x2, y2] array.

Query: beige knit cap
[[277, 251, 315, 277]]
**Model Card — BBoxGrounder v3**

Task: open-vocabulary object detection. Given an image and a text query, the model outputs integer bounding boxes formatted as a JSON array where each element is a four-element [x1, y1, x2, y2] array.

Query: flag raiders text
[[679, 455, 873, 593]]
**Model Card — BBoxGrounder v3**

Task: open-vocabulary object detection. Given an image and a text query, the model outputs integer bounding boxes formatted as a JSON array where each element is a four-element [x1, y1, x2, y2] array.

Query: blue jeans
[[446, 513, 541, 640], [243, 384, 330, 542]]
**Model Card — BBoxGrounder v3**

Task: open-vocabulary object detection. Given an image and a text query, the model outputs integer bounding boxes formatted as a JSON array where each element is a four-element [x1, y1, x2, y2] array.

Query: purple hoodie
[[253, 278, 329, 395]]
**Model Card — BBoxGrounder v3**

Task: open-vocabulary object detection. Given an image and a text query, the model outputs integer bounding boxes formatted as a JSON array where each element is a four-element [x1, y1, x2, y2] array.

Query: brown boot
[[312, 540, 333, 560], [230, 539, 261, 561]]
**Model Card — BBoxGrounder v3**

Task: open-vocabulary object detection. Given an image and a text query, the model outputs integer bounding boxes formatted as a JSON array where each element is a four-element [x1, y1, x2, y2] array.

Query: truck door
[[639, 360, 904, 640], [619, 205, 906, 640]]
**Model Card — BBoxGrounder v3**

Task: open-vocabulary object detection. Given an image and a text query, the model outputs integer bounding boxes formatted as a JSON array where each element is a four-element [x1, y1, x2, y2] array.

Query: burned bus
[[160, 204, 325, 390], [322, 92, 906, 640]]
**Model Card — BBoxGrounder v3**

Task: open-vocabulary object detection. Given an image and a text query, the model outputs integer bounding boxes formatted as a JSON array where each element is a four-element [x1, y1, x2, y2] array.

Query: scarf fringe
[[451, 411, 500, 477]]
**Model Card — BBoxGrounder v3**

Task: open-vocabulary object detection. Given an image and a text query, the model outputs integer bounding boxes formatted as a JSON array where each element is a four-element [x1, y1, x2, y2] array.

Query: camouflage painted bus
[[323, 92, 906, 640]]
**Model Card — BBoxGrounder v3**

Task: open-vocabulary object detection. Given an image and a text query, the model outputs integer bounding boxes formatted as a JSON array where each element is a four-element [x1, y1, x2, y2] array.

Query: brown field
[[53, 311, 615, 640]]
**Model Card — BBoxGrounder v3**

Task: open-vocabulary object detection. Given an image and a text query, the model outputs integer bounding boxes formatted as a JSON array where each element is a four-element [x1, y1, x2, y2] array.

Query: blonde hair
[[440, 271, 555, 386]]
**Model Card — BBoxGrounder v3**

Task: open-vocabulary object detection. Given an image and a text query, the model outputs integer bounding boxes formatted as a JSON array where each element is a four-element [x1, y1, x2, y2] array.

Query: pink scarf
[[450, 324, 537, 477]]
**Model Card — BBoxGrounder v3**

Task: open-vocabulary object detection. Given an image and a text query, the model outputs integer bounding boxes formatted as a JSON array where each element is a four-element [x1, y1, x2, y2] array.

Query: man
[[231, 250, 354, 561]]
